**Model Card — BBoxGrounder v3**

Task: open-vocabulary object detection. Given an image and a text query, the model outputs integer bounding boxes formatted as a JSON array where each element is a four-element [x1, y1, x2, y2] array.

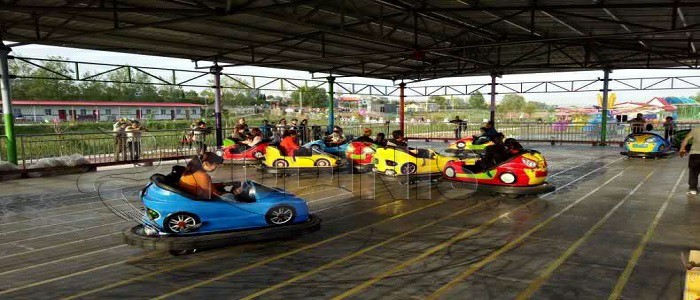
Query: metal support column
[[210, 64, 223, 148], [0, 42, 16, 164], [327, 76, 335, 133], [600, 69, 612, 146], [399, 81, 406, 133], [489, 72, 499, 125]]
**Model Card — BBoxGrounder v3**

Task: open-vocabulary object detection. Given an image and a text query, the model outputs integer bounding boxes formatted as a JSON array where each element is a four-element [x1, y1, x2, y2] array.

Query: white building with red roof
[[6, 100, 204, 122]]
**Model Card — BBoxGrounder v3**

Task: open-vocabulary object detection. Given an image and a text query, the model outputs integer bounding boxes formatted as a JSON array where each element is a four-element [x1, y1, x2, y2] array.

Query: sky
[[8, 43, 700, 107]]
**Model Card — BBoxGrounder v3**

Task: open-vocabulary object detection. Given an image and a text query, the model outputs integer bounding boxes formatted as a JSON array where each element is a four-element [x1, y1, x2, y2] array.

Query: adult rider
[[326, 126, 347, 146], [479, 132, 509, 170], [280, 130, 312, 157], [178, 152, 228, 200], [354, 128, 374, 144]]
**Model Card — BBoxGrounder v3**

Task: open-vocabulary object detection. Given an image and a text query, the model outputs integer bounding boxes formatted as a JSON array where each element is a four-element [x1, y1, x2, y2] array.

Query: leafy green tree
[[499, 94, 526, 113], [290, 86, 328, 108], [429, 95, 448, 108], [468, 91, 488, 109], [523, 102, 539, 117], [9, 56, 80, 100]]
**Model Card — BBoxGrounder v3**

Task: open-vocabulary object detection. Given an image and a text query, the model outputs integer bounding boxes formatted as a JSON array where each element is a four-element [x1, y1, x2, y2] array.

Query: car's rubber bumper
[[375, 171, 443, 183], [443, 180, 556, 195], [349, 163, 374, 173], [124, 215, 322, 252], [620, 151, 676, 158]]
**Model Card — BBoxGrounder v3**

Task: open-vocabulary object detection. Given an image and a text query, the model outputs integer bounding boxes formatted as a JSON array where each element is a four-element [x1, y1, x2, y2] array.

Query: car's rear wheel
[[265, 205, 296, 226], [273, 159, 289, 168], [253, 151, 264, 158], [164, 212, 201, 233], [444, 166, 456, 178], [401, 163, 417, 174], [315, 159, 331, 167]]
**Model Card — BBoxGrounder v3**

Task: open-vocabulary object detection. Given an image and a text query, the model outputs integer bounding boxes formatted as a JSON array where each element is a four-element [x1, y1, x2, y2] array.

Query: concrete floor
[[0, 143, 697, 299]]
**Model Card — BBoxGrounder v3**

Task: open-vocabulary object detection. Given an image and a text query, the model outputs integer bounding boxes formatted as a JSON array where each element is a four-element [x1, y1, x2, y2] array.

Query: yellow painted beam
[[685, 250, 700, 300]]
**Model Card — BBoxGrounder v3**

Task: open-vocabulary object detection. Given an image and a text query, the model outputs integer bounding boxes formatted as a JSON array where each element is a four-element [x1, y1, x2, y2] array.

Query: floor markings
[[424, 168, 629, 300], [515, 169, 657, 299], [607, 169, 685, 300], [332, 163, 627, 299]]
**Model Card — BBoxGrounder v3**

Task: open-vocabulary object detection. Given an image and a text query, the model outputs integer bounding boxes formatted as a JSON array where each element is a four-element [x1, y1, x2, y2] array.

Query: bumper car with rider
[[262, 145, 343, 174], [124, 168, 321, 255], [442, 150, 555, 195], [220, 140, 270, 164], [345, 142, 376, 172], [621, 132, 675, 158], [446, 136, 494, 153], [372, 146, 457, 183], [302, 136, 354, 156]]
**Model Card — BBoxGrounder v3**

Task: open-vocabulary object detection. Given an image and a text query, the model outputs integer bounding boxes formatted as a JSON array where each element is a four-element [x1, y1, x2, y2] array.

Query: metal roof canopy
[[2, 0, 700, 80]]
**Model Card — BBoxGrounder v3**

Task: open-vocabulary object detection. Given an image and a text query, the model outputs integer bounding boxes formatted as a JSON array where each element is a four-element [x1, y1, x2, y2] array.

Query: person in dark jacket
[[386, 130, 408, 147], [480, 132, 508, 170]]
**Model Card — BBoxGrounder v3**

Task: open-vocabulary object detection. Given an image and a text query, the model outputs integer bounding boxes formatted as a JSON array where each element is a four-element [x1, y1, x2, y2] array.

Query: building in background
[[6, 100, 204, 122]]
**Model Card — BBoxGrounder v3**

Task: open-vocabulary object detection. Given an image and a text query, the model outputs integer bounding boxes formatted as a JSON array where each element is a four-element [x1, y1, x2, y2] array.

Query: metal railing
[[403, 121, 698, 144], [1, 121, 697, 170]]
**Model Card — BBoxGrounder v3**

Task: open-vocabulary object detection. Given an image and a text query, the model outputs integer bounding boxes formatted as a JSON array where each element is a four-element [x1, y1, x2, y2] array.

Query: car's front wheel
[[164, 212, 201, 233], [315, 159, 331, 167], [401, 163, 417, 174], [265, 205, 296, 226]]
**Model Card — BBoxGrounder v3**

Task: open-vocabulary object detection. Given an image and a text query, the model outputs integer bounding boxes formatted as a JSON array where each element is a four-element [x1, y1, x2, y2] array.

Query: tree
[[468, 91, 488, 109], [9, 56, 80, 100], [290, 86, 328, 108], [497, 94, 527, 117], [200, 76, 263, 107], [429, 95, 448, 108], [523, 102, 538, 117]]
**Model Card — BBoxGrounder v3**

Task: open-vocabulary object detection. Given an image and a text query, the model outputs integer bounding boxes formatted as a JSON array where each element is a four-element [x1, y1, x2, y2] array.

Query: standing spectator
[[237, 117, 248, 132], [663, 116, 676, 142], [449, 116, 467, 139], [629, 113, 646, 134], [192, 120, 209, 153], [277, 118, 287, 135], [113, 118, 129, 161], [680, 127, 700, 195], [299, 119, 309, 143], [126, 120, 144, 161], [260, 119, 273, 138]]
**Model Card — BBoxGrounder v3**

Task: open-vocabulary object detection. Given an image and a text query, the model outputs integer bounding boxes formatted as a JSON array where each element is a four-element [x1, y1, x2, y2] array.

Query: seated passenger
[[374, 132, 387, 147], [231, 128, 264, 154], [386, 130, 408, 147], [280, 130, 312, 157], [354, 128, 374, 144], [230, 181, 255, 203], [386, 130, 429, 158], [645, 124, 654, 132], [326, 126, 346, 146], [504, 138, 524, 155], [480, 133, 509, 170], [472, 127, 492, 145], [179, 152, 226, 200]]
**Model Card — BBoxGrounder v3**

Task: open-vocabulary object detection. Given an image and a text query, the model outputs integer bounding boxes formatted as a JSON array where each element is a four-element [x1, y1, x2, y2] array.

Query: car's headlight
[[645, 137, 656, 143], [456, 142, 466, 149], [346, 145, 355, 152], [146, 208, 160, 220], [362, 147, 375, 154], [386, 160, 397, 166], [626, 137, 636, 143], [521, 157, 537, 168]]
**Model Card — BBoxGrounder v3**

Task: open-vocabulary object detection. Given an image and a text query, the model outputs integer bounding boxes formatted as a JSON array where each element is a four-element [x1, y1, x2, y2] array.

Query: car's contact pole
[[211, 64, 223, 149]]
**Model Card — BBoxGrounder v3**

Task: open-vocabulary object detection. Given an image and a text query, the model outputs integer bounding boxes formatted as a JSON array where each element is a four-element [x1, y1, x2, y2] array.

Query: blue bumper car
[[621, 132, 675, 158], [124, 167, 321, 254], [302, 136, 353, 156]]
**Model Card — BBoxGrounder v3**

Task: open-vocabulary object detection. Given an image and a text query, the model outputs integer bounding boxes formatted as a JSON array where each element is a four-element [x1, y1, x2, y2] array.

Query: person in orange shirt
[[279, 130, 312, 157], [179, 152, 226, 199]]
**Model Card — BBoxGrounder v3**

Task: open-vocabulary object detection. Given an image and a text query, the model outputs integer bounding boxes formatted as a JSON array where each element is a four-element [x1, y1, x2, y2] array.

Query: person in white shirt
[[125, 120, 144, 161], [680, 127, 700, 195], [113, 118, 129, 161]]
